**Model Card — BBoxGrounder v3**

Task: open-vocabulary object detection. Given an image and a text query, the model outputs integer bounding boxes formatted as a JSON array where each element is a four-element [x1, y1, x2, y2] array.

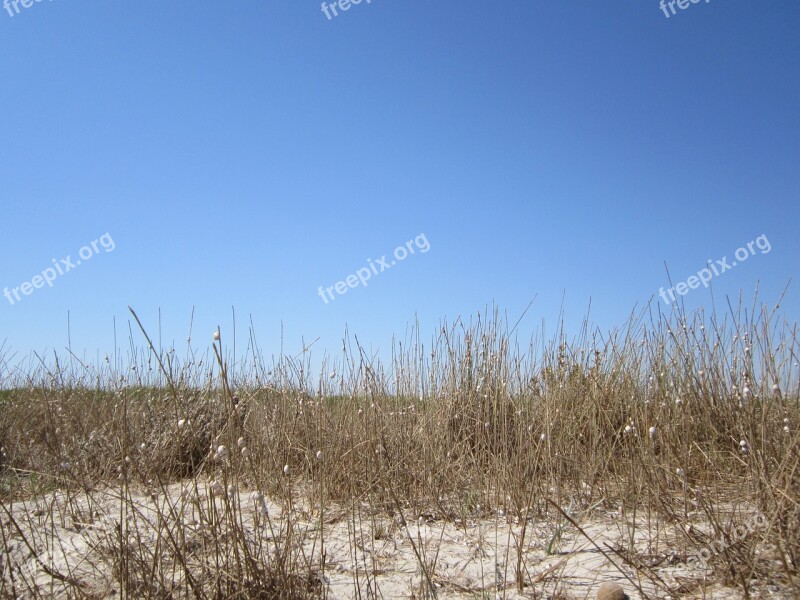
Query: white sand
[[0, 483, 789, 599]]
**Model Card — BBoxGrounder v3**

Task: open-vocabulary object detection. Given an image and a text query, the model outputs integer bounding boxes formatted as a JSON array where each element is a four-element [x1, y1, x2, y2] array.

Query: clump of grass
[[0, 296, 798, 598]]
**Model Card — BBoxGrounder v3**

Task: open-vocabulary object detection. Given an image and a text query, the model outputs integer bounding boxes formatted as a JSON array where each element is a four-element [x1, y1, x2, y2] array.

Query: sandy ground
[[0, 482, 791, 599]]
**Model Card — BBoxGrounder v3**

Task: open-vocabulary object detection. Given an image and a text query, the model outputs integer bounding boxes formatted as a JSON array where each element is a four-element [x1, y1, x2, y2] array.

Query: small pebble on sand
[[597, 581, 628, 600]]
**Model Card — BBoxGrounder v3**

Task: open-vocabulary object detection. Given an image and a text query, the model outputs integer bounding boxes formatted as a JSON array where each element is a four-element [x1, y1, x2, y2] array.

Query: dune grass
[[0, 298, 798, 598]]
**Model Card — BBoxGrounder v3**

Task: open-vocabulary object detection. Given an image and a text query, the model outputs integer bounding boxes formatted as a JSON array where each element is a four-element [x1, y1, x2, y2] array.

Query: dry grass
[[0, 298, 798, 598]]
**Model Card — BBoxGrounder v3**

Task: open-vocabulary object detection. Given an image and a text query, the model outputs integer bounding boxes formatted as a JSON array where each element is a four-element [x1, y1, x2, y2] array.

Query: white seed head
[[784, 425, 790, 433], [540, 433, 547, 442], [140, 443, 146, 450], [624, 425, 632, 434], [316, 450, 323, 461], [237, 437, 246, 449], [698, 370, 705, 377], [241, 447, 250, 457], [648, 426, 656, 438], [773, 384, 781, 394], [213, 330, 220, 341], [676, 468, 685, 478], [227, 484, 237, 497], [178, 419, 186, 428], [283, 464, 290, 476], [216, 445, 228, 458]]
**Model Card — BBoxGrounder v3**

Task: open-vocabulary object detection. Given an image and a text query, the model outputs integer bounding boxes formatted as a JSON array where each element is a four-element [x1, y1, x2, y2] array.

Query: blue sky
[[1, 0, 798, 372]]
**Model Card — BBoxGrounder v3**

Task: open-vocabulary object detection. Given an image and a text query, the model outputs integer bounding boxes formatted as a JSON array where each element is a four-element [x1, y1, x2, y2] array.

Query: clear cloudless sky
[[1, 0, 798, 373]]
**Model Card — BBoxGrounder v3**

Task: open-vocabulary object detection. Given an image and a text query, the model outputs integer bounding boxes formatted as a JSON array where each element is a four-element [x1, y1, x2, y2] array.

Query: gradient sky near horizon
[[1, 0, 798, 374]]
